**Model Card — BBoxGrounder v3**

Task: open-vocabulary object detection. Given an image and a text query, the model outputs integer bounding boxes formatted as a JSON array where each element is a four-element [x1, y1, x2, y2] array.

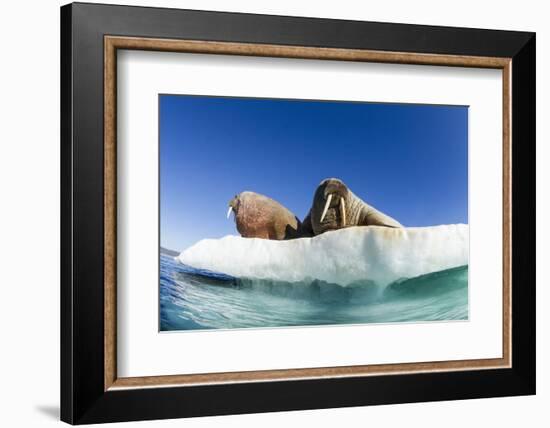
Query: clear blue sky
[[160, 95, 468, 251]]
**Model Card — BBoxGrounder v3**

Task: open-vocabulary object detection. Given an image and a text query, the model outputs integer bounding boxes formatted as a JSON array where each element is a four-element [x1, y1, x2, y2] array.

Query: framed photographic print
[[60, 2, 535, 424]]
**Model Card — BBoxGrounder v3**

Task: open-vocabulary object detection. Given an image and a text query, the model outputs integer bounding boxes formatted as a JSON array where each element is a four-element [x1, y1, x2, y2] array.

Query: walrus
[[302, 178, 402, 236], [227, 191, 302, 240]]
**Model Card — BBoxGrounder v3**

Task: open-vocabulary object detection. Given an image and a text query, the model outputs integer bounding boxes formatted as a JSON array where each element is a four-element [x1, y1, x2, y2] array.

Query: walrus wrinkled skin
[[227, 191, 302, 240], [302, 178, 402, 236]]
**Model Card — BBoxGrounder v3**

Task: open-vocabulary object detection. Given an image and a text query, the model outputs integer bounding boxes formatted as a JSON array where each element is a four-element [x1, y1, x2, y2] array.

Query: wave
[[162, 251, 468, 330], [177, 224, 469, 287]]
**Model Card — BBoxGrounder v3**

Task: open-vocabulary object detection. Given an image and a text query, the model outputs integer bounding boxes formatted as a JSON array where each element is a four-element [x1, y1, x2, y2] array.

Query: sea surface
[[160, 253, 468, 331]]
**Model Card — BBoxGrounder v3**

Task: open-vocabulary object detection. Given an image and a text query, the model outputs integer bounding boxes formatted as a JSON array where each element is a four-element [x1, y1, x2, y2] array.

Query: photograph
[[159, 95, 469, 331], [54, 1, 536, 424]]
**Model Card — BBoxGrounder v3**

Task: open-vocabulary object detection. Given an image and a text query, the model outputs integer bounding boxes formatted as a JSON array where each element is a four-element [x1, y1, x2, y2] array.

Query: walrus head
[[226, 195, 240, 220], [310, 178, 349, 235]]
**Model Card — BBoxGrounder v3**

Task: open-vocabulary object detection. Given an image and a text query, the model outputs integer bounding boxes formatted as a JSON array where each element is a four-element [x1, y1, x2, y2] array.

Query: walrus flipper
[[364, 206, 403, 228], [297, 212, 315, 238]]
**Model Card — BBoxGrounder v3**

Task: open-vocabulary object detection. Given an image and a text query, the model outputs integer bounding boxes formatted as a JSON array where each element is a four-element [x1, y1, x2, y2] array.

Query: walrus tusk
[[320, 194, 333, 223], [340, 197, 346, 226], [226, 206, 233, 219]]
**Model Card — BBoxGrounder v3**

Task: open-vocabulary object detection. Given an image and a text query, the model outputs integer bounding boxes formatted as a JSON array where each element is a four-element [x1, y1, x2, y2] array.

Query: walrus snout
[[318, 178, 349, 227], [226, 195, 240, 219], [321, 178, 348, 199]]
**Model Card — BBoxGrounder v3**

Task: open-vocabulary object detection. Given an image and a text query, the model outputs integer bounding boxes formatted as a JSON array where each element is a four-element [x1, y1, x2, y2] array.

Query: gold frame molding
[[104, 36, 512, 391]]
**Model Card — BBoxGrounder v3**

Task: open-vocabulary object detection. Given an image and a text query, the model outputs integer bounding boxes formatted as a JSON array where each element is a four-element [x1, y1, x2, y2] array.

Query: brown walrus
[[227, 191, 302, 240], [301, 178, 402, 236]]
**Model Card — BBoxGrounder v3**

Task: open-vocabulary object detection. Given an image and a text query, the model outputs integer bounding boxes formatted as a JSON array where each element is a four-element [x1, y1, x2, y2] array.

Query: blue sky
[[160, 95, 468, 251]]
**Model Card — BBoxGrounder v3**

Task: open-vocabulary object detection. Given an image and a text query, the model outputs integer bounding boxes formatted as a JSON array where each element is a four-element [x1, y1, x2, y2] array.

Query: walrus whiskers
[[320, 193, 333, 223]]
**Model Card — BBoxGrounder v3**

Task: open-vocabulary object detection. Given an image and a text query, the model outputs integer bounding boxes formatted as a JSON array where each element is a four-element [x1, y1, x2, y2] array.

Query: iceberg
[[177, 224, 469, 287]]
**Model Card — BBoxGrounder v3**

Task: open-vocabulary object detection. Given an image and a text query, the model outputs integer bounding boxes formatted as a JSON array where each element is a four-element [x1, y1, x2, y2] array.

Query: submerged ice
[[177, 225, 468, 287]]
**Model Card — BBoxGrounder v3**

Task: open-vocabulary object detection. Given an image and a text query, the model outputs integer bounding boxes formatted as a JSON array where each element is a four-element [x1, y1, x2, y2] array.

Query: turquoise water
[[160, 254, 468, 331]]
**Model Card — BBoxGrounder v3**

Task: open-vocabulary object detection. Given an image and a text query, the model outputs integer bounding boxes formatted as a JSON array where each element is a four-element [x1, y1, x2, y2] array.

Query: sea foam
[[177, 224, 469, 287]]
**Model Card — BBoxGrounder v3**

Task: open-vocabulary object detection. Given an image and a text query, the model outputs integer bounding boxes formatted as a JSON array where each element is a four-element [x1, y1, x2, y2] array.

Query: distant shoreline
[[160, 246, 179, 257]]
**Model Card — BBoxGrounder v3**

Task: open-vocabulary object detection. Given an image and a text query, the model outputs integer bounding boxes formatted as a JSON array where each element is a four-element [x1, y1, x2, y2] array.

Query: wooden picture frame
[[61, 2, 535, 424]]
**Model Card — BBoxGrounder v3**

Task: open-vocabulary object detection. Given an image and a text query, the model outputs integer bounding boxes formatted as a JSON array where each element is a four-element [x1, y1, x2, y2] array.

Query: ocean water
[[160, 254, 468, 331]]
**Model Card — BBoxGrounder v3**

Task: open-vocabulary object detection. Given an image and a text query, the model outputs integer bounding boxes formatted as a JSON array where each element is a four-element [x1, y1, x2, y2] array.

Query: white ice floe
[[177, 225, 469, 287]]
